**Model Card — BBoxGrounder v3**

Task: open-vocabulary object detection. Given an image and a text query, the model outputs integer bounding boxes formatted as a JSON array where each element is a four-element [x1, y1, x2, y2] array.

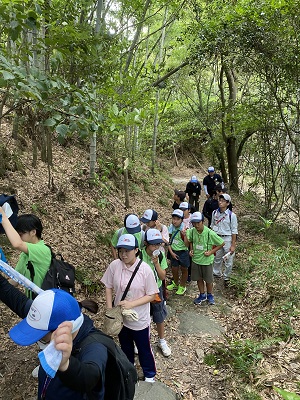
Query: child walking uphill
[[166, 209, 190, 295], [141, 229, 171, 357], [184, 212, 224, 305], [101, 234, 158, 382]]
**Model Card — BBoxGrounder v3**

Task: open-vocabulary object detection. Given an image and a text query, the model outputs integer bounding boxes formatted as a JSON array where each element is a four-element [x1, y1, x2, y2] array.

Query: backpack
[[0, 194, 19, 234], [27, 246, 76, 296], [77, 330, 137, 400]]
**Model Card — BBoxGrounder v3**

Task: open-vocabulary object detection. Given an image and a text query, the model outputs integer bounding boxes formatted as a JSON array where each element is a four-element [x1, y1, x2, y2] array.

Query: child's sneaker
[[166, 281, 178, 291], [193, 293, 207, 305], [145, 377, 155, 383], [207, 293, 215, 305], [158, 341, 171, 357], [176, 285, 186, 295]]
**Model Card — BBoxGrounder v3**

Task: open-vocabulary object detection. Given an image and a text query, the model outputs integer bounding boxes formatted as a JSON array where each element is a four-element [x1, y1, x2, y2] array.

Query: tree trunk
[[151, 7, 168, 174]]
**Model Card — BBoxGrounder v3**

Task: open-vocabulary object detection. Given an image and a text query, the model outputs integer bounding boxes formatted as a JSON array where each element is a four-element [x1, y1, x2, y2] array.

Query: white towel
[[38, 313, 84, 378]]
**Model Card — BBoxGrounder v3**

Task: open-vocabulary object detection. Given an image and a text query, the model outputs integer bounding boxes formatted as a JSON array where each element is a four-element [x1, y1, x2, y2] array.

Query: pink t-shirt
[[101, 258, 159, 330]]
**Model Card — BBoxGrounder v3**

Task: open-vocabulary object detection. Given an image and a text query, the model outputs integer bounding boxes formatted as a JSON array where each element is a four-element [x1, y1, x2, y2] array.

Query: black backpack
[[27, 246, 75, 296], [77, 330, 137, 400], [0, 194, 19, 234]]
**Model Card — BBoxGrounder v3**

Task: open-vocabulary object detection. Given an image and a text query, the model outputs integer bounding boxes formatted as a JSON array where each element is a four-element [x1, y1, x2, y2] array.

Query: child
[[101, 234, 158, 382], [185, 175, 201, 211], [202, 191, 219, 227], [184, 212, 224, 305], [140, 209, 169, 253], [0, 277, 109, 399], [179, 202, 192, 229], [211, 194, 238, 284], [141, 229, 171, 357], [166, 209, 190, 295], [110, 214, 145, 259], [0, 208, 51, 298]]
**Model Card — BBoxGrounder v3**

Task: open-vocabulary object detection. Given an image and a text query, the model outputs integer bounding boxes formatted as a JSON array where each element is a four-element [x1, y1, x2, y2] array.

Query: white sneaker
[[32, 365, 39, 378], [134, 343, 138, 354], [145, 377, 155, 383], [158, 341, 171, 357]]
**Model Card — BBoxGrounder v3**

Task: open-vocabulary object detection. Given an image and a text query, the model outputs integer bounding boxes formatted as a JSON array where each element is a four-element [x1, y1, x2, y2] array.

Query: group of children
[[102, 174, 238, 382], [0, 167, 238, 392]]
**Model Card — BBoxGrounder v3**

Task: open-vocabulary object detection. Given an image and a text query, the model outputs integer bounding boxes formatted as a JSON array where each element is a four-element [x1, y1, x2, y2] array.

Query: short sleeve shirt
[[186, 226, 224, 265], [101, 258, 158, 330], [211, 209, 238, 235], [168, 223, 188, 251], [141, 249, 168, 288], [15, 240, 51, 295]]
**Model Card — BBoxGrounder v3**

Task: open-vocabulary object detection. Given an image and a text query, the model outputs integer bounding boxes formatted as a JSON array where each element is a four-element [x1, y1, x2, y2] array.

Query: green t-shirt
[[15, 240, 51, 296], [186, 226, 224, 265], [168, 223, 188, 251], [141, 249, 168, 288], [111, 228, 145, 249]]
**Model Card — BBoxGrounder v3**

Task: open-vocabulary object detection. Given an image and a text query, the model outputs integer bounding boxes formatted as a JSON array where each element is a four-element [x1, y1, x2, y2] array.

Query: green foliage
[[203, 353, 218, 367], [31, 202, 48, 215], [95, 230, 115, 247], [240, 389, 262, 400], [75, 268, 101, 295], [274, 387, 300, 400], [211, 338, 265, 382]]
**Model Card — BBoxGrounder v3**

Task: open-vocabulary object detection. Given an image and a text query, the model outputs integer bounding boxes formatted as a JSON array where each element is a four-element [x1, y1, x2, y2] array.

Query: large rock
[[134, 381, 178, 400]]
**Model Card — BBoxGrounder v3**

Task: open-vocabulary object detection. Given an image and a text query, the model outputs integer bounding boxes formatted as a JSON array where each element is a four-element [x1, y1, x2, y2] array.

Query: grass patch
[[95, 230, 115, 246]]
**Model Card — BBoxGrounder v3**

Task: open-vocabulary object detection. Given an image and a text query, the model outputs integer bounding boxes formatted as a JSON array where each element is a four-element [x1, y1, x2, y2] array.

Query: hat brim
[[179, 207, 188, 211], [191, 219, 202, 223], [140, 217, 151, 223], [116, 244, 136, 250], [126, 226, 141, 234], [9, 318, 50, 346], [147, 239, 163, 245]]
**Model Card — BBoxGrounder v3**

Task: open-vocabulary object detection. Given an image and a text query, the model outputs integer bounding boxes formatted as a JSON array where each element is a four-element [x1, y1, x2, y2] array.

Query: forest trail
[[134, 166, 233, 399]]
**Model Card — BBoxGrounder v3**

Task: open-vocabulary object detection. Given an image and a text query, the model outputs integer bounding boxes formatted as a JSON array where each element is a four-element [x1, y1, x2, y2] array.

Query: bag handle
[[121, 259, 142, 302]]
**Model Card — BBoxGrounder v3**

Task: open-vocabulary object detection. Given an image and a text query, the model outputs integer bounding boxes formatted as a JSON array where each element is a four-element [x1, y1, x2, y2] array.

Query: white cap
[[116, 234, 138, 249], [219, 193, 231, 203], [172, 209, 184, 218], [145, 229, 163, 244], [190, 212, 204, 223], [179, 202, 189, 210], [124, 214, 141, 234]]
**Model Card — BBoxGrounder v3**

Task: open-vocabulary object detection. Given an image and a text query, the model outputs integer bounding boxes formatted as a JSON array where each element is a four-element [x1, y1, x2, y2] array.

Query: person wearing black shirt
[[185, 176, 201, 211], [203, 167, 224, 198]]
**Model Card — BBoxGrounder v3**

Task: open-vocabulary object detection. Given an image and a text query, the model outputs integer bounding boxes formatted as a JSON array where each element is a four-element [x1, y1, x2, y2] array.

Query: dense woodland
[[0, 0, 299, 225], [1, 1, 300, 399]]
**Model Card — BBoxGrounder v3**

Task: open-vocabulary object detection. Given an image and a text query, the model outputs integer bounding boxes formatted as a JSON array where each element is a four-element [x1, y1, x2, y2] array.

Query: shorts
[[170, 249, 190, 268], [150, 286, 167, 323], [191, 262, 213, 283]]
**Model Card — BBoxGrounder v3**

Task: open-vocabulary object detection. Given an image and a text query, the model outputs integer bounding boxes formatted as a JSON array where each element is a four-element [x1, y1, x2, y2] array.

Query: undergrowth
[[206, 212, 300, 399]]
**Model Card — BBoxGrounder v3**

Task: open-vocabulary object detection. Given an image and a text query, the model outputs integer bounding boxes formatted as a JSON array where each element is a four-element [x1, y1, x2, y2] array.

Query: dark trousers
[[119, 325, 156, 378], [189, 195, 200, 211]]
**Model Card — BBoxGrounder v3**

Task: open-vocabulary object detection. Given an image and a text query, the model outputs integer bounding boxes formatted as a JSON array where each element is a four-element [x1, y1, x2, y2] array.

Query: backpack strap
[[117, 227, 125, 241], [169, 229, 180, 245], [121, 259, 142, 301]]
